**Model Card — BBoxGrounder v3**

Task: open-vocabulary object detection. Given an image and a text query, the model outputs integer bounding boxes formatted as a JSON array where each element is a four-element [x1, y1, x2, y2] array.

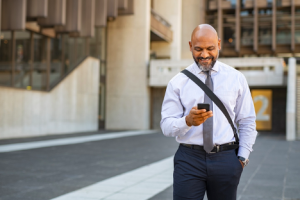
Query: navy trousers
[[173, 144, 243, 200]]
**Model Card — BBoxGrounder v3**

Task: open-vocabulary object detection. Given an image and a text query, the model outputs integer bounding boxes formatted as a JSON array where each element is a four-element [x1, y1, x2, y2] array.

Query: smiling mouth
[[199, 57, 212, 62]]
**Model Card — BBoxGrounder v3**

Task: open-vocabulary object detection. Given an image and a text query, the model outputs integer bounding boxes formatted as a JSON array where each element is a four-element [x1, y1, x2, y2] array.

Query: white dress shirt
[[160, 61, 257, 159]]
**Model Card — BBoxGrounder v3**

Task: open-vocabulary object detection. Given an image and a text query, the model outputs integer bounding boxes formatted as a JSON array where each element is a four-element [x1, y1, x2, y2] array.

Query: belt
[[180, 142, 239, 153]]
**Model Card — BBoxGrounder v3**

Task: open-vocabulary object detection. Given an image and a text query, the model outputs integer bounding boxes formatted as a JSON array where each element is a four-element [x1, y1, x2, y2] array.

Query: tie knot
[[204, 70, 211, 76]]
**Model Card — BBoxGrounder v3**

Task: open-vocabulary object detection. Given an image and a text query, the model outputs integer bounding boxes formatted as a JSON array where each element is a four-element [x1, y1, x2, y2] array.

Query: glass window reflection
[[259, 9, 272, 45], [241, 10, 253, 46], [276, 9, 291, 45], [14, 31, 31, 89]]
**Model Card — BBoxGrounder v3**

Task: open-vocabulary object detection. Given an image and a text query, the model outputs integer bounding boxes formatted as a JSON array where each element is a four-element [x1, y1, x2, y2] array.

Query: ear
[[189, 41, 192, 52], [218, 38, 221, 50]]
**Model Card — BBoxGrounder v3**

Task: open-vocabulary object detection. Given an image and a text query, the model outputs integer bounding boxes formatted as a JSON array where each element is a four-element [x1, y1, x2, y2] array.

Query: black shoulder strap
[[181, 69, 239, 143]]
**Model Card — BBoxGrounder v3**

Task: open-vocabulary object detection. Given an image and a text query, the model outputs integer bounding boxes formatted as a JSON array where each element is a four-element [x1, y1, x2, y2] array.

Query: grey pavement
[[0, 131, 177, 200], [0, 131, 300, 200], [150, 133, 300, 200]]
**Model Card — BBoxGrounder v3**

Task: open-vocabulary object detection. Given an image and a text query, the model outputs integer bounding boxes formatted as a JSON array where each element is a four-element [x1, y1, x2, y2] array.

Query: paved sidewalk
[[0, 131, 299, 200], [150, 133, 300, 200], [0, 130, 178, 200]]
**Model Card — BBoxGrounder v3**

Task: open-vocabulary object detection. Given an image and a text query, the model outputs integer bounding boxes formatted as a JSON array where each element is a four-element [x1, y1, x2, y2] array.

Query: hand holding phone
[[185, 104, 213, 127], [197, 103, 210, 111]]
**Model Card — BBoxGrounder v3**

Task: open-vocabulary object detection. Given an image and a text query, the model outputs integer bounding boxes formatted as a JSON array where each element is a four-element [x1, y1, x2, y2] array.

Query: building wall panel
[[107, 0, 118, 19], [118, 0, 134, 15], [95, 0, 107, 27], [106, 0, 150, 130], [0, 57, 99, 139], [38, 0, 66, 26], [1, 0, 26, 30], [80, 0, 95, 37], [181, 0, 205, 59], [26, 0, 48, 19], [55, 0, 81, 33], [151, 0, 182, 60], [118, 0, 128, 9]]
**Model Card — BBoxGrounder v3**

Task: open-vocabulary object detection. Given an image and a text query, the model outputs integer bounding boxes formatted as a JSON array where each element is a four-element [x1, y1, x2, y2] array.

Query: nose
[[200, 50, 209, 58]]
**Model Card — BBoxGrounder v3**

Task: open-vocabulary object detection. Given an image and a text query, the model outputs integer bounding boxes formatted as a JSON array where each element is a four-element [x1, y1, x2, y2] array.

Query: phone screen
[[197, 103, 210, 111]]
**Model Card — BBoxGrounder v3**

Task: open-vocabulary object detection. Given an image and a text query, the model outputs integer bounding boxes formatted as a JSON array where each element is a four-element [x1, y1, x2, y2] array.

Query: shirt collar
[[193, 60, 219, 74]]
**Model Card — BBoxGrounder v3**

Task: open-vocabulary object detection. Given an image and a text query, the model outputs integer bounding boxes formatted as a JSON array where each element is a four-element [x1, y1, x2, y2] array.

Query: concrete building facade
[[106, 0, 150, 130], [0, 57, 99, 138]]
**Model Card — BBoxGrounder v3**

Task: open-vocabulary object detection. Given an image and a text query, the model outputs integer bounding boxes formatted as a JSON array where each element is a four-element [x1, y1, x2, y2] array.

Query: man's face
[[189, 33, 221, 71]]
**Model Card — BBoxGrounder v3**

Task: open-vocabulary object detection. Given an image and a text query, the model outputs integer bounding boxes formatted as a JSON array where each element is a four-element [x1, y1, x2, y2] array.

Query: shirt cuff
[[174, 116, 192, 136], [237, 146, 251, 159]]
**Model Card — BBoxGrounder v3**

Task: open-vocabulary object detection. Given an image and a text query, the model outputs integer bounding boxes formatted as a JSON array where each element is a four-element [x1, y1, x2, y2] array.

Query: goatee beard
[[192, 51, 219, 71]]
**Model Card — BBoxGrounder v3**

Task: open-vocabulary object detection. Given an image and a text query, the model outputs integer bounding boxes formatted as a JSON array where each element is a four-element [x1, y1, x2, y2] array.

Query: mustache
[[197, 56, 214, 60]]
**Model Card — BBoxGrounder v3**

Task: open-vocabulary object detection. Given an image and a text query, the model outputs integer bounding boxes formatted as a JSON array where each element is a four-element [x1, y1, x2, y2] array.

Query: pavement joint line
[[50, 156, 174, 200], [0, 130, 157, 153]]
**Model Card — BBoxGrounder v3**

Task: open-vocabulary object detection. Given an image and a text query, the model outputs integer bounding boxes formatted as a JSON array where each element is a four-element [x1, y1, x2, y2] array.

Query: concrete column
[[217, 0, 223, 47], [291, 0, 295, 52], [253, 0, 258, 52], [181, 0, 205, 59], [272, 0, 276, 52], [235, 0, 241, 53], [286, 57, 296, 141], [106, 0, 151, 130], [151, 0, 182, 60]]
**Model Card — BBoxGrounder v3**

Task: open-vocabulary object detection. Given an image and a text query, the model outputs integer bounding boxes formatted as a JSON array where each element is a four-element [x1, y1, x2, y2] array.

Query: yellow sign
[[251, 89, 272, 130]]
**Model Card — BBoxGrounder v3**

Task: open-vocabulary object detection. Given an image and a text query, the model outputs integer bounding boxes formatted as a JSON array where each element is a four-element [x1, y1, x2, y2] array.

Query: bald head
[[191, 24, 218, 42], [189, 24, 221, 71]]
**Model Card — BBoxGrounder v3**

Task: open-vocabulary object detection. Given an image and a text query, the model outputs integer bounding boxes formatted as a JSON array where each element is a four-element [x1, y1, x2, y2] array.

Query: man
[[160, 24, 257, 200]]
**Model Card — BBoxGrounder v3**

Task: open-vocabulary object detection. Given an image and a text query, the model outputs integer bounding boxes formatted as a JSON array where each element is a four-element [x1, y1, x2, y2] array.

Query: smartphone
[[197, 103, 210, 111]]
